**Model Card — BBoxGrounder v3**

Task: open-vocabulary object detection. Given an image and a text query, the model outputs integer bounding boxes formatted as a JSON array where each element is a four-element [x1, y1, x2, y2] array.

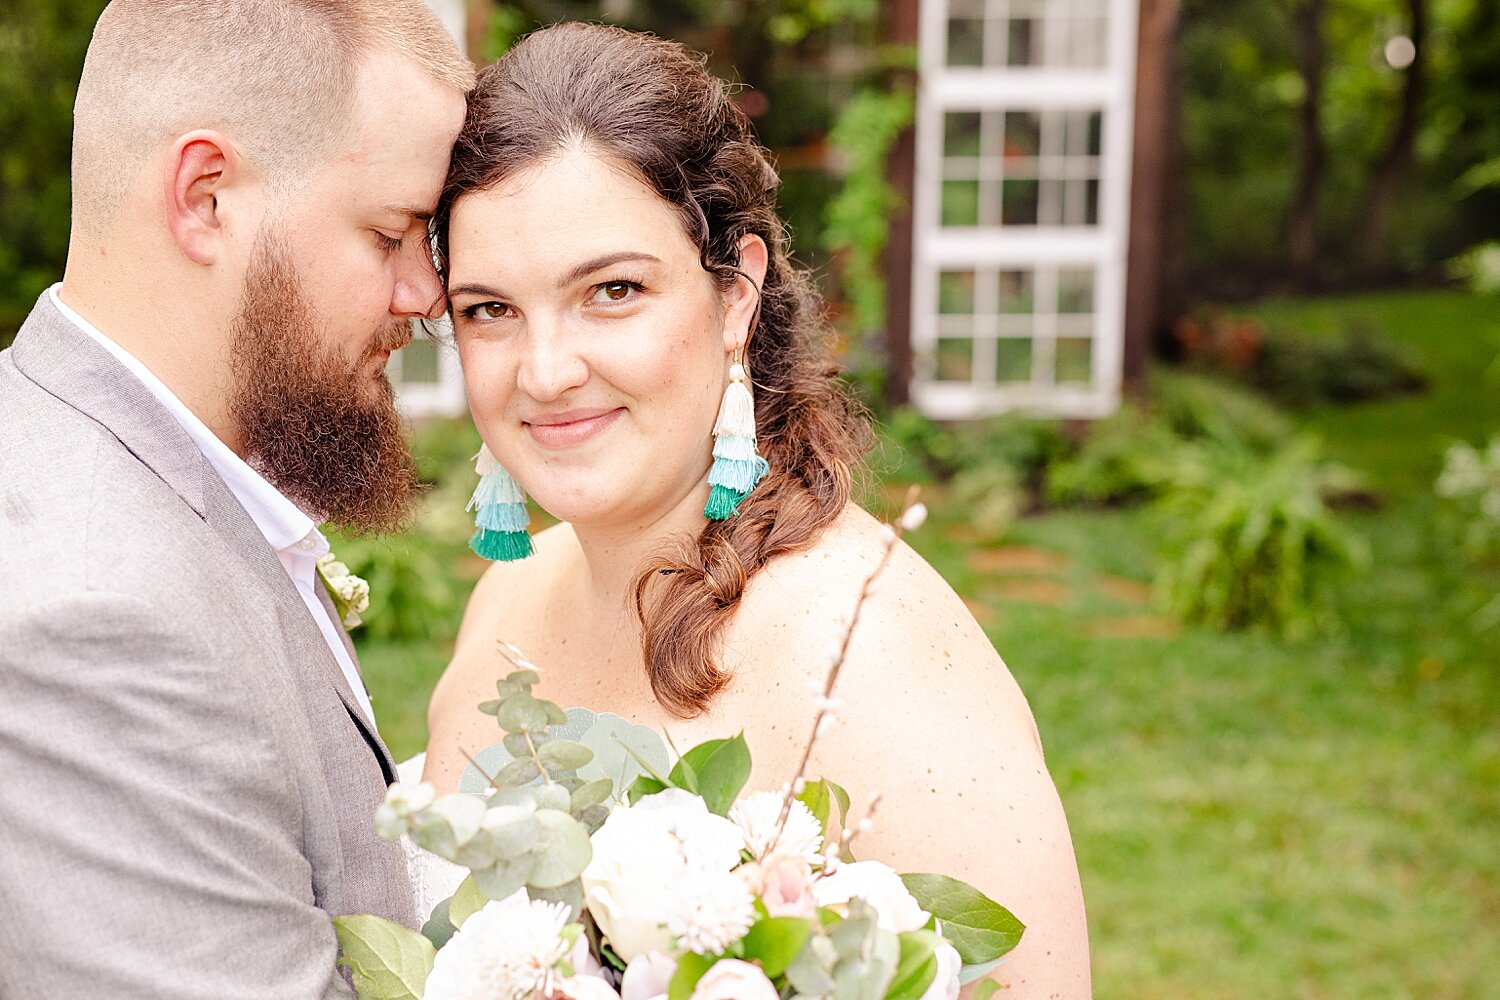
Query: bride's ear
[[723, 233, 769, 355]]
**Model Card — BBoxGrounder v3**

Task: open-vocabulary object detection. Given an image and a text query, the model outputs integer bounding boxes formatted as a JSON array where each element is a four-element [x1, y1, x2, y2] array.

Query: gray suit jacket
[[0, 294, 416, 998]]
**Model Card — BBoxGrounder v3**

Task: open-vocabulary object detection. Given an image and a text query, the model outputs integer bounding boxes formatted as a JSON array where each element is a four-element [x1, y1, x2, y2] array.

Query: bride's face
[[447, 148, 742, 529]]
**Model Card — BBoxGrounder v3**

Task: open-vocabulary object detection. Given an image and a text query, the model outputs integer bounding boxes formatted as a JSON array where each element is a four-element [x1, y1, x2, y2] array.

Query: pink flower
[[737, 852, 817, 919], [688, 959, 779, 1000], [619, 952, 676, 1000]]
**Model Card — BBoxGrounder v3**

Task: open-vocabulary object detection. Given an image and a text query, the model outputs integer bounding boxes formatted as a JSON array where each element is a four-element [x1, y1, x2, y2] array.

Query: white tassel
[[712, 363, 757, 439], [474, 443, 498, 476]]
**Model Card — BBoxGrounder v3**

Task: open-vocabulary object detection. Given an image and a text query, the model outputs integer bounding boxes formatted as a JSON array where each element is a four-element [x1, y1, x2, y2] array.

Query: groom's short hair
[[71, 0, 475, 238]]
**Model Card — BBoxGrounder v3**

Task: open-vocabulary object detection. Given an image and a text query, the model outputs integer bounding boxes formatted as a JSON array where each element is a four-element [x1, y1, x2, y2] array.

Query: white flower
[[664, 869, 756, 955], [919, 941, 962, 1000], [581, 789, 746, 961], [729, 790, 824, 864], [813, 860, 930, 934], [688, 959, 779, 1000], [316, 550, 370, 628], [619, 952, 676, 1000], [423, 890, 574, 1000]]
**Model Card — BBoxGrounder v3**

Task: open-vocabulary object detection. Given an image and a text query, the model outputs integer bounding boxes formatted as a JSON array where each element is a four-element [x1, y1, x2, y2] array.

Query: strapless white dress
[[394, 709, 672, 921]]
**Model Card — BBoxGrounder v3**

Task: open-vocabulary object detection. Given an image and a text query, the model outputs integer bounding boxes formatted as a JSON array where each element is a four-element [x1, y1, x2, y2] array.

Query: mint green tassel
[[705, 484, 746, 520], [471, 528, 535, 561]]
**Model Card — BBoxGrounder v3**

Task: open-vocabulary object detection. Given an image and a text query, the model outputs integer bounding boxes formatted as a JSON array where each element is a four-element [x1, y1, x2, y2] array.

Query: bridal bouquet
[[338, 665, 1022, 1000], [338, 501, 1023, 1000]]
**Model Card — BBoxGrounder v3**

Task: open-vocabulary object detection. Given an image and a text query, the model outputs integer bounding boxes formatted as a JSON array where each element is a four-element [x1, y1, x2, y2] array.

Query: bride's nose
[[515, 313, 589, 402]]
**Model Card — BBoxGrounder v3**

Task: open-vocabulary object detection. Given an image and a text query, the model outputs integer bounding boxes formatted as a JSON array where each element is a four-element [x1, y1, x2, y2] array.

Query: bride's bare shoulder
[[451, 522, 579, 652]]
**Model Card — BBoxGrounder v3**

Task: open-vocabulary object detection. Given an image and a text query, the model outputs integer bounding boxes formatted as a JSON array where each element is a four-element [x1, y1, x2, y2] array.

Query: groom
[[0, 2, 472, 996]]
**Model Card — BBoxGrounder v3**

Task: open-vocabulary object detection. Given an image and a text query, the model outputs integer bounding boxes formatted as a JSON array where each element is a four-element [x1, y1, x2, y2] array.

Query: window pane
[[935, 338, 975, 382], [1003, 112, 1041, 160], [947, 18, 984, 66], [944, 112, 982, 158], [942, 180, 981, 226], [1058, 268, 1095, 314], [939, 270, 977, 314], [1007, 18, 1038, 66], [996, 339, 1034, 383], [1056, 338, 1093, 384], [1002, 178, 1039, 225], [997, 270, 1035, 314]]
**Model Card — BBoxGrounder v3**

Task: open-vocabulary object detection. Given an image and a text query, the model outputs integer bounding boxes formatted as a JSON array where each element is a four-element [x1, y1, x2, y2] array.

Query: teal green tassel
[[471, 528, 535, 562], [705, 483, 746, 520]]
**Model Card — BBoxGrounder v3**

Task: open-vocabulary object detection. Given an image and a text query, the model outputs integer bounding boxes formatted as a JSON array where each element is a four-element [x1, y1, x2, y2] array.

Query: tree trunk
[[1124, 0, 1184, 398], [880, 0, 920, 407], [1285, 0, 1326, 286], [1357, 0, 1428, 270]]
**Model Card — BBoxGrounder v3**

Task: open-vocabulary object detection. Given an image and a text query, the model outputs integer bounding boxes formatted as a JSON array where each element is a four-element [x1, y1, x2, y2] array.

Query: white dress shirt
[[48, 284, 377, 725]]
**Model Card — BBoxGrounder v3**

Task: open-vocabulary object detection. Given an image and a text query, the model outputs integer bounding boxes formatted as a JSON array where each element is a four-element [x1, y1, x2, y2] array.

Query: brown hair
[[73, 0, 475, 236], [433, 22, 873, 717]]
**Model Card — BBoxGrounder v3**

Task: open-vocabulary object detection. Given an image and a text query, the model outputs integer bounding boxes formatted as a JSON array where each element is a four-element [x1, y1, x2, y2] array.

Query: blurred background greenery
[[3, 0, 1498, 996]]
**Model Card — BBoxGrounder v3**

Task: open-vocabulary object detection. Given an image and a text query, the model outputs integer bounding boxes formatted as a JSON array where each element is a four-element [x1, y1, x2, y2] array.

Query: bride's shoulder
[[454, 522, 579, 646]]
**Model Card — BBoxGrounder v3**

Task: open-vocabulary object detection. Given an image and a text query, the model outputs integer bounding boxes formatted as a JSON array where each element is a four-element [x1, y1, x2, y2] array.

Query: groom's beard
[[228, 232, 421, 536]]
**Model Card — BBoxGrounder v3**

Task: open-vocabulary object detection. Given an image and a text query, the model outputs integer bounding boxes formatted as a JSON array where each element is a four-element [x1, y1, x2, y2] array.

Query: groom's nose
[[390, 244, 446, 321]]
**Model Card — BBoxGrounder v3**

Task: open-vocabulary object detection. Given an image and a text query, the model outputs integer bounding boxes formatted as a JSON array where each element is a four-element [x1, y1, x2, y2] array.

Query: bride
[[417, 22, 1090, 997]]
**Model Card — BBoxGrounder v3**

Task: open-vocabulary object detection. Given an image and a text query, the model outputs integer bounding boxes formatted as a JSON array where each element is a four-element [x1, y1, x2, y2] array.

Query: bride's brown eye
[[480, 303, 508, 319], [603, 283, 631, 300]]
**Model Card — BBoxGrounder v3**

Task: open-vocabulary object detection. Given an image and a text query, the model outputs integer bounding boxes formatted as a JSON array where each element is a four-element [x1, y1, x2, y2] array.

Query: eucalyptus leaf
[[477, 698, 502, 716], [579, 803, 611, 832], [472, 854, 534, 900], [496, 694, 551, 734], [541, 700, 569, 726], [535, 783, 572, 813], [449, 875, 489, 926], [666, 951, 718, 1000], [886, 930, 941, 1000], [527, 810, 592, 887], [505, 732, 538, 756], [528, 879, 585, 921], [741, 916, 813, 979], [832, 925, 899, 1000], [332, 914, 435, 1000], [539, 739, 594, 772], [570, 777, 614, 813], [483, 809, 542, 860], [496, 757, 542, 787], [505, 668, 540, 686], [671, 734, 751, 815], [785, 933, 838, 996], [959, 957, 1003, 985], [428, 795, 486, 847], [899, 873, 1024, 965]]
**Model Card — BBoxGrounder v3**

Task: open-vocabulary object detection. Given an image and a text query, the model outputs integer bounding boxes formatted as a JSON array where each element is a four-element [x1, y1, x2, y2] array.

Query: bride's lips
[[525, 407, 624, 449]]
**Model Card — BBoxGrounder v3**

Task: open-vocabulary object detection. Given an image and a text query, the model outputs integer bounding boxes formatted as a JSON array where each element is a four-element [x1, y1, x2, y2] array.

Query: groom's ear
[[163, 130, 253, 266]]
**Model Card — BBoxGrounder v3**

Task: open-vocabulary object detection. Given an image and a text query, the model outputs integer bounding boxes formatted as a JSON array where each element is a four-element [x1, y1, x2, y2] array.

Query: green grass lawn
[[359, 289, 1500, 999]]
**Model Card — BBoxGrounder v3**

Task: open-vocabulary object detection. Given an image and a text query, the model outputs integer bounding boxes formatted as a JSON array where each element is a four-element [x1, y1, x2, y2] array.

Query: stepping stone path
[[963, 545, 1180, 638]]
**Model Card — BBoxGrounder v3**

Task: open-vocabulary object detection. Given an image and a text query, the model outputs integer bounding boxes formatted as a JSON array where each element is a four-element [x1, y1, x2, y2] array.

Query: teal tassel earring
[[467, 444, 534, 561], [705, 359, 769, 520]]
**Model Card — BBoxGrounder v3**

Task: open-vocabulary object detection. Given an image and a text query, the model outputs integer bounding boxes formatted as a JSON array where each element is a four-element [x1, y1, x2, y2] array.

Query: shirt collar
[[48, 283, 325, 558]]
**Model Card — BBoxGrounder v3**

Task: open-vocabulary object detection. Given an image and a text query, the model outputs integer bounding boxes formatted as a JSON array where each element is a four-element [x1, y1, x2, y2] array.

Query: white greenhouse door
[[910, 0, 1139, 419]]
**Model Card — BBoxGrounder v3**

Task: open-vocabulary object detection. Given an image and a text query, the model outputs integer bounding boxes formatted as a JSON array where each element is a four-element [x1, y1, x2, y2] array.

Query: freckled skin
[[424, 150, 1091, 998]]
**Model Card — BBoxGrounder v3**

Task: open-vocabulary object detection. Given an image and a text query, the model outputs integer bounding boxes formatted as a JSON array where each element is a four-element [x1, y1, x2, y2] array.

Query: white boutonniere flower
[[316, 551, 370, 629]]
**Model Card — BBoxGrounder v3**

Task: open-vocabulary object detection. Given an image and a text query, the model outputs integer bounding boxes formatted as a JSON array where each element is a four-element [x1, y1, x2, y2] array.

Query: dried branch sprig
[[771, 487, 926, 849]]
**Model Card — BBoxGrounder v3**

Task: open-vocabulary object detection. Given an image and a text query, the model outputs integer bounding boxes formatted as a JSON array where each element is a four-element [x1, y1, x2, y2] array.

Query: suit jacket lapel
[[10, 294, 397, 783]]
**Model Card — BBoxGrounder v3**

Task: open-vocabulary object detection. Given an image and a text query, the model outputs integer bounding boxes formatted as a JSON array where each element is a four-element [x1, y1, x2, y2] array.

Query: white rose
[[812, 860, 930, 934], [582, 789, 747, 962], [688, 959, 779, 1000], [919, 940, 962, 1000]]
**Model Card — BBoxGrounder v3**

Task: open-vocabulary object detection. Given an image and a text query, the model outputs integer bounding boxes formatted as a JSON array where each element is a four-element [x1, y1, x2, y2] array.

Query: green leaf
[[477, 698, 502, 716], [671, 734, 752, 815], [419, 899, 455, 951], [826, 780, 852, 829], [959, 957, 1002, 985], [496, 694, 551, 733], [886, 930, 940, 1000], [571, 777, 614, 813], [797, 779, 833, 834], [496, 757, 542, 786], [504, 668, 540, 686], [472, 854, 534, 901], [527, 810, 593, 887], [449, 874, 489, 926], [899, 873, 1025, 965], [666, 951, 718, 1000], [528, 879, 585, 920], [538, 739, 594, 772], [741, 916, 813, 979], [505, 731, 540, 756], [972, 980, 1003, 999], [332, 914, 435, 1000], [626, 774, 667, 804]]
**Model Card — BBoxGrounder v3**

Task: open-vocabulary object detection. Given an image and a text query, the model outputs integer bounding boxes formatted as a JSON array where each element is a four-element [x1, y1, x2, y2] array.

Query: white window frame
[[910, 0, 1139, 419]]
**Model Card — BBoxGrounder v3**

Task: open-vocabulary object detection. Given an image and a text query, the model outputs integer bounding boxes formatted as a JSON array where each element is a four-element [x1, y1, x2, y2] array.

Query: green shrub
[[324, 525, 470, 645], [1047, 405, 1183, 506], [1254, 321, 1428, 406], [1153, 437, 1366, 637], [1153, 369, 1295, 452]]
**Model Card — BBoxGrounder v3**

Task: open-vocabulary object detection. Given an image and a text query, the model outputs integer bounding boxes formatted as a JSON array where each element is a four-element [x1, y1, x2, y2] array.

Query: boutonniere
[[316, 552, 370, 629]]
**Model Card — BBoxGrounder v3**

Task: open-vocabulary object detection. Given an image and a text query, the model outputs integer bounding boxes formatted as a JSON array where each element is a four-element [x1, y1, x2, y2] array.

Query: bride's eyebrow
[[448, 282, 507, 300], [557, 251, 661, 288]]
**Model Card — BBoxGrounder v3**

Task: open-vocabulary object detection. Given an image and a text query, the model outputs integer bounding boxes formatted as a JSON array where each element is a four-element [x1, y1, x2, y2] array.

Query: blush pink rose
[[688, 959, 779, 1000], [737, 852, 817, 919]]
